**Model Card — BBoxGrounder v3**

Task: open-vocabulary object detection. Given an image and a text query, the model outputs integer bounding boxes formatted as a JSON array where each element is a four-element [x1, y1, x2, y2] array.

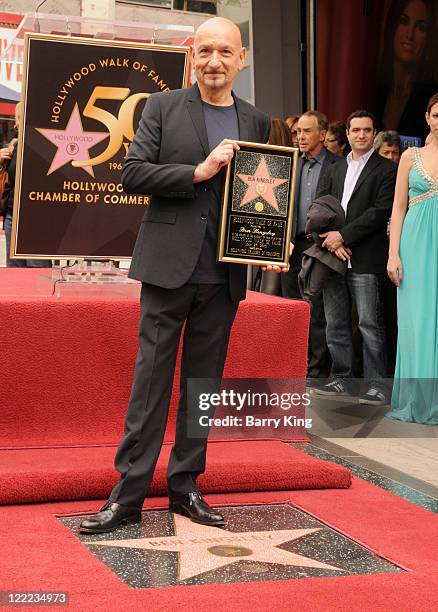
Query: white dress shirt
[[340, 147, 374, 268], [340, 147, 374, 214]]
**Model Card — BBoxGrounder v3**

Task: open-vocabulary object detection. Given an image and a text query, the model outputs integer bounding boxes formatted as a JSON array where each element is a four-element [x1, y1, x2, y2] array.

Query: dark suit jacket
[[122, 83, 270, 302], [316, 150, 397, 274], [292, 148, 341, 240]]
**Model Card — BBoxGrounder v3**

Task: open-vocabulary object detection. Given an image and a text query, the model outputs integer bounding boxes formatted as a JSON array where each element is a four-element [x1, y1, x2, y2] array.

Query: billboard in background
[[0, 12, 23, 115], [317, 0, 438, 142], [12, 33, 190, 259]]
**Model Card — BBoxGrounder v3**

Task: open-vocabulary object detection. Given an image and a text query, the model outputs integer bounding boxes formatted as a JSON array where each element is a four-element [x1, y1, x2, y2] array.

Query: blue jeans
[[322, 271, 387, 389], [4, 211, 51, 268]]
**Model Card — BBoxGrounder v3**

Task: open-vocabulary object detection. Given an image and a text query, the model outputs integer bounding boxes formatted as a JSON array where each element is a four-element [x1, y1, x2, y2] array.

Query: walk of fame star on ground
[[92, 513, 344, 581]]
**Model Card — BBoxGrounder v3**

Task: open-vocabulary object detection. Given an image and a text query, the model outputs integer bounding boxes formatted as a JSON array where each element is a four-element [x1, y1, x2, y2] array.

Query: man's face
[[347, 118, 375, 155], [378, 143, 401, 164], [324, 131, 344, 156], [297, 115, 326, 156], [190, 21, 246, 94]]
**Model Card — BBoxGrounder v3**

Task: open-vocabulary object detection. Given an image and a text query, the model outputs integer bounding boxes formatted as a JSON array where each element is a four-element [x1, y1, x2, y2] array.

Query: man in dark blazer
[[314, 110, 397, 404], [281, 110, 341, 380], [80, 17, 270, 534]]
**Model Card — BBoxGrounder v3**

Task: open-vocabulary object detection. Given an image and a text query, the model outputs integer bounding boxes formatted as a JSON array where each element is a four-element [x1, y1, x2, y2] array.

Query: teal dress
[[387, 147, 438, 424]]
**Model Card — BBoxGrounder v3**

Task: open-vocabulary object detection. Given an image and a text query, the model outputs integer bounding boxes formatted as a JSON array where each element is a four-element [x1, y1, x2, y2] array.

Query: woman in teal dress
[[387, 93, 438, 424]]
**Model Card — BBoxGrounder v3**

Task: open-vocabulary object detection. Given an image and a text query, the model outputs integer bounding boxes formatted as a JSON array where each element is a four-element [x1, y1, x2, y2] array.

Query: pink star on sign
[[237, 156, 288, 211], [36, 103, 109, 177]]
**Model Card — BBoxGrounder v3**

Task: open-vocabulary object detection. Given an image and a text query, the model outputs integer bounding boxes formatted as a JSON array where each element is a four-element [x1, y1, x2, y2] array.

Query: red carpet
[[0, 269, 310, 448], [1, 479, 437, 611], [0, 441, 351, 504]]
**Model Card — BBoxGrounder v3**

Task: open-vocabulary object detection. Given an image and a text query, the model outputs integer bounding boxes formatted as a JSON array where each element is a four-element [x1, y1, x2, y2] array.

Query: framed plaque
[[218, 141, 298, 267]]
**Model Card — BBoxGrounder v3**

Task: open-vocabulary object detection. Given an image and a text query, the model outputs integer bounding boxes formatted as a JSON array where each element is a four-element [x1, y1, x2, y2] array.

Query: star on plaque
[[92, 513, 344, 581], [36, 103, 109, 177], [237, 156, 288, 211]]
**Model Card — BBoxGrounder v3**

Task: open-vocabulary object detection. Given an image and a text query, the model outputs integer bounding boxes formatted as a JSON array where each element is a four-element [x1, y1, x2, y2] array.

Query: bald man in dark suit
[[80, 17, 270, 535]]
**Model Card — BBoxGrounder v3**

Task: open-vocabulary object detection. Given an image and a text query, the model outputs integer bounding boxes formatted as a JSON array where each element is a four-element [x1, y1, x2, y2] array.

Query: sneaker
[[313, 380, 348, 396], [359, 388, 387, 406]]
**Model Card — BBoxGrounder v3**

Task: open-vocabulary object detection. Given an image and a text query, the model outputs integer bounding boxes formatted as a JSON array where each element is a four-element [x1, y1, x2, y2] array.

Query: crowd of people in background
[[0, 102, 50, 269], [258, 94, 438, 425], [1, 94, 436, 426], [259, 112, 401, 381]]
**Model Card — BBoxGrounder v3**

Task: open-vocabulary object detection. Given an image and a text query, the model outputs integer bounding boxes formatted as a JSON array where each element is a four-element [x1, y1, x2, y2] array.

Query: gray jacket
[[298, 195, 347, 299]]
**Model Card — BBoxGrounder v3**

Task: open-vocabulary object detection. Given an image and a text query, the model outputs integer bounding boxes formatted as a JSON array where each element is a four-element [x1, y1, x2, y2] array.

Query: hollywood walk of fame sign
[[11, 33, 189, 260], [218, 141, 298, 266]]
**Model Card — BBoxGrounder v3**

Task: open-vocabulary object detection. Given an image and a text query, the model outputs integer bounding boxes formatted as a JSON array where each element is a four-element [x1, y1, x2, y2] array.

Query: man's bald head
[[194, 17, 243, 48], [190, 16, 246, 102]]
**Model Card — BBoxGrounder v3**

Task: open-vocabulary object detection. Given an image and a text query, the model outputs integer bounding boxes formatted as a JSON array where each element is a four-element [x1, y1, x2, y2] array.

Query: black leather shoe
[[169, 492, 224, 526], [80, 501, 141, 534]]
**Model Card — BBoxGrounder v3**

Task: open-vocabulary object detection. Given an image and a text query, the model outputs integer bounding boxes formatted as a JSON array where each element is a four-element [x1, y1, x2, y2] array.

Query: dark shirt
[[188, 101, 239, 284], [2, 146, 16, 215], [297, 147, 327, 235]]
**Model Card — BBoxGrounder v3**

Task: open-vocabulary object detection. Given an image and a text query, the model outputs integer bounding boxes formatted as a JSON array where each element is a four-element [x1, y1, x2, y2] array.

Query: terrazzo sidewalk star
[[92, 513, 343, 581]]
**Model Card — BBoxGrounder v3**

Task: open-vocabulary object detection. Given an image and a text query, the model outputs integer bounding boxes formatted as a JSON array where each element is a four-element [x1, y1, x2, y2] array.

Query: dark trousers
[[109, 282, 239, 508], [323, 271, 387, 388], [281, 235, 331, 378]]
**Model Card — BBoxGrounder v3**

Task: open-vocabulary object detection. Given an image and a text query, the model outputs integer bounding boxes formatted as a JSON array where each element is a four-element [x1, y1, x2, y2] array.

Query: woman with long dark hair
[[377, 0, 438, 140]]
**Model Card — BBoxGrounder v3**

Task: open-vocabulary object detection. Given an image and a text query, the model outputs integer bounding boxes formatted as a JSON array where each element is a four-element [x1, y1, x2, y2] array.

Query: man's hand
[[193, 139, 239, 183], [260, 242, 294, 273], [0, 147, 12, 164], [333, 246, 352, 262], [320, 230, 344, 251]]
